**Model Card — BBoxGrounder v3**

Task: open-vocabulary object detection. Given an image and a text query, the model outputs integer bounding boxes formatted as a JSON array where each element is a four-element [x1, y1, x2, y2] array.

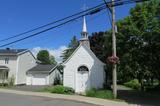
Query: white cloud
[[31, 46, 67, 63]]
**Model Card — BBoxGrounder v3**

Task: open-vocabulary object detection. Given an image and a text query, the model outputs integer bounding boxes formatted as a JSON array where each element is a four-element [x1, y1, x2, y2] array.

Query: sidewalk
[[0, 88, 133, 106]]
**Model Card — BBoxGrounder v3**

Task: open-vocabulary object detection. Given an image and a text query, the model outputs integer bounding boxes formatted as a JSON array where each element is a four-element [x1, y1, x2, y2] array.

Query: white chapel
[[63, 16, 106, 93]]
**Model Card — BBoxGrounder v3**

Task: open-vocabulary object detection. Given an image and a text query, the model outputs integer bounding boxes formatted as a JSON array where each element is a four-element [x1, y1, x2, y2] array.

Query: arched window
[[78, 66, 89, 72]]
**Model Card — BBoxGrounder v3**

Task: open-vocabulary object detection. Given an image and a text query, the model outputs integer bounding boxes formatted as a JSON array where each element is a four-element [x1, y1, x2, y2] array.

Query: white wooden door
[[77, 71, 89, 92]]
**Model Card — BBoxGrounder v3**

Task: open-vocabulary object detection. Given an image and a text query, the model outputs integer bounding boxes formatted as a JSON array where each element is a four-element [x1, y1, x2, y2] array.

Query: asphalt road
[[0, 92, 98, 106]]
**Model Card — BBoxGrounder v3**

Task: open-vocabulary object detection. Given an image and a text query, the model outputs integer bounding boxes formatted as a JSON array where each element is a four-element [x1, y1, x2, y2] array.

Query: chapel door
[[77, 66, 89, 92]]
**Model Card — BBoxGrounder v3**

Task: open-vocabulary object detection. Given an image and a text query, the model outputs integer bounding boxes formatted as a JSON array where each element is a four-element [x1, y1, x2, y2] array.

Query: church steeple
[[82, 16, 87, 33], [80, 16, 90, 48]]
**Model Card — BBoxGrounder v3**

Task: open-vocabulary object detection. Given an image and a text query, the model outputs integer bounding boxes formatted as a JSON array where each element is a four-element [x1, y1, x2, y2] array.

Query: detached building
[[26, 64, 60, 85], [63, 17, 106, 93]]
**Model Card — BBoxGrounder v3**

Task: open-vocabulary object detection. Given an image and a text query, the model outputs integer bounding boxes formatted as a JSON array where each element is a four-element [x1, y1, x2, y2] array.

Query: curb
[[0, 88, 131, 106]]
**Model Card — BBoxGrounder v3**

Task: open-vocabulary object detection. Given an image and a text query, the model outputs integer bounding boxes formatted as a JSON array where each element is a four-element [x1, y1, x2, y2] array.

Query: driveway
[[9, 85, 47, 92], [118, 85, 160, 106], [0, 92, 98, 106]]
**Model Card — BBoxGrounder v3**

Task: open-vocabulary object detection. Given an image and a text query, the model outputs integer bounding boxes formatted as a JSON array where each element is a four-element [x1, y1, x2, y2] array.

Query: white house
[[26, 64, 61, 85], [63, 17, 106, 93], [0, 49, 36, 85]]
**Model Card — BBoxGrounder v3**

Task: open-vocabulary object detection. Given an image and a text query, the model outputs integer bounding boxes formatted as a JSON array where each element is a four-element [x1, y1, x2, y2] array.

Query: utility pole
[[103, 0, 117, 98], [111, 0, 117, 98]]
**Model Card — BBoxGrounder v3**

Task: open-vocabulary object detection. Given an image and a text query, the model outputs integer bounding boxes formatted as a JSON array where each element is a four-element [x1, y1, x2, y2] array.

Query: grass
[[124, 79, 141, 90], [39, 86, 123, 100], [86, 88, 114, 100]]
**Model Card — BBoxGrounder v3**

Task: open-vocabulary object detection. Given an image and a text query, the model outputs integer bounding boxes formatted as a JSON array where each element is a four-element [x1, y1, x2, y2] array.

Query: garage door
[[32, 75, 47, 85]]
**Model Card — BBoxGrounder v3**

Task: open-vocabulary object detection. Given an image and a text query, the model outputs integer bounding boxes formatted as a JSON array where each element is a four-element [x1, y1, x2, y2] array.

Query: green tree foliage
[[89, 0, 160, 90], [116, 0, 160, 89], [37, 50, 57, 65], [61, 36, 79, 62], [49, 55, 57, 65]]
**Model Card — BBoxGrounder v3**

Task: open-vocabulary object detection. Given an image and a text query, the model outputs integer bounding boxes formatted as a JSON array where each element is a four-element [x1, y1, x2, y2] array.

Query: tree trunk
[[140, 79, 144, 91], [150, 77, 154, 86]]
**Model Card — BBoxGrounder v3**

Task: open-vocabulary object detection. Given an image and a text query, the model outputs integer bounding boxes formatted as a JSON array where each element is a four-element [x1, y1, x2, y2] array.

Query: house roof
[[62, 43, 105, 65], [27, 64, 57, 74], [0, 49, 28, 56]]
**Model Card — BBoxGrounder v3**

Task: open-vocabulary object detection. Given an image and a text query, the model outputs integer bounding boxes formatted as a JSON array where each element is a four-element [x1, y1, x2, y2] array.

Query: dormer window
[[5, 58, 9, 64]]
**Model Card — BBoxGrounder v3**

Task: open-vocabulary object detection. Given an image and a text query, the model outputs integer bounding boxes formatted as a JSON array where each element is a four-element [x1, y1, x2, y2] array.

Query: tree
[[88, 0, 160, 90], [115, 0, 160, 89], [50, 55, 57, 65], [37, 50, 57, 65], [61, 36, 79, 62]]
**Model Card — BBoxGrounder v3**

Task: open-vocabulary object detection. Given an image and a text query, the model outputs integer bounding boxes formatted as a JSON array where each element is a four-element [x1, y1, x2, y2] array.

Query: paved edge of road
[[0, 88, 135, 106]]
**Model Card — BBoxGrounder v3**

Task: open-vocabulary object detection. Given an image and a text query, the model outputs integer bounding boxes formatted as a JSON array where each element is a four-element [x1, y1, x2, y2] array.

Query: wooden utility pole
[[103, 0, 117, 98], [111, 0, 117, 98]]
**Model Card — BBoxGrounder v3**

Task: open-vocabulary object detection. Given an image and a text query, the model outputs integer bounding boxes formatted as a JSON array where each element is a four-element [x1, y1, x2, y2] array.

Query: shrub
[[51, 85, 65, 94], [53, 74, 61, 85], [50, 85, 74, 94], [64, 86, 75, 94], [7, 75, 15, 86], [124, 79, 141, 90], [0, 83, 8, 87]]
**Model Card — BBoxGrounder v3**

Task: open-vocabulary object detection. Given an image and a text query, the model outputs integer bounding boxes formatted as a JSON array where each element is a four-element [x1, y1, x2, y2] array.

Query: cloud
[[31, 46, 67, 63]]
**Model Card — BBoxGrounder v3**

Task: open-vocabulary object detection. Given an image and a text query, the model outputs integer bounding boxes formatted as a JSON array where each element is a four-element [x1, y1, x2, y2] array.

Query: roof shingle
[[27, 64, 56, 74]]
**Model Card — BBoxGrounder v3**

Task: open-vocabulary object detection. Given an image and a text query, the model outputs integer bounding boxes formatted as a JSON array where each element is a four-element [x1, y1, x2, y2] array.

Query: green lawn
[[85, 88, 114, 100]]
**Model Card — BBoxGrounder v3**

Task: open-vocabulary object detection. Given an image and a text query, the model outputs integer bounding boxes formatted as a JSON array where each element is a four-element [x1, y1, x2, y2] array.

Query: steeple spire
[[80, 16, 90, 48], [82, 16, 87, 33], [81, 16, 88, 39]]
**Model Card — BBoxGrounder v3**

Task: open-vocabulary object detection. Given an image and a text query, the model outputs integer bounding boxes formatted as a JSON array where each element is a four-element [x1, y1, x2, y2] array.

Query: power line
[[0, 8, 106, 48], [12, 12, 107, 47], [0, 0, 144, 43], [0, 3, 106, 42], [0, 0, 150, 47]]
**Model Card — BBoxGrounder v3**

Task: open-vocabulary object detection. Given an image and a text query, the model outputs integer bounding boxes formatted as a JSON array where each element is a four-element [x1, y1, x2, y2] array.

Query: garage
[[26, 64, 57, 85], [32, 74, 47, 85]]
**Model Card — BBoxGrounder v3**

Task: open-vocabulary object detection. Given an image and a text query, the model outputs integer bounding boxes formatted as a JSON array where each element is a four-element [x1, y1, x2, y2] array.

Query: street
[[0, 92, 98, 106]]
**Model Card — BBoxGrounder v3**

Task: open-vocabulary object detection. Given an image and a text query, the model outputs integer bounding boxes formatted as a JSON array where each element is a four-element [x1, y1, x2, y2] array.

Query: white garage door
[[32, 74, 47, 85]]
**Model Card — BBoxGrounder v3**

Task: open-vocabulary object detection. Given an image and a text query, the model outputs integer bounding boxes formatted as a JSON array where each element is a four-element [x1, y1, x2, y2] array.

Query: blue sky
[[0, 0, 135, 48], [0, 0, 135, 61]]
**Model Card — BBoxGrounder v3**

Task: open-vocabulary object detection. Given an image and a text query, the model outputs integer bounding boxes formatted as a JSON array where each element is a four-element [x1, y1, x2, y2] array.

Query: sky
[[0, 0, 135, 62]]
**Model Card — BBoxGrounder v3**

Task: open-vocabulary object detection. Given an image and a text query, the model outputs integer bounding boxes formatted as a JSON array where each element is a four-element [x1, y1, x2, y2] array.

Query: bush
[[51, 85, 65, 94], [7, 75, 15, 86], [124, 79, 141, 90], [53, 75, 61, 85], [64, 86, 75, 94], [86, 88, 114, 99], [49, 85, 74, 94], [0, 83, 8, 87]]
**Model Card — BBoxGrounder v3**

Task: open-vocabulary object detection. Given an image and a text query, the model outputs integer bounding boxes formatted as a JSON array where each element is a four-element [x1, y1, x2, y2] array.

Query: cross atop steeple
[[81, 4, 88, 11]]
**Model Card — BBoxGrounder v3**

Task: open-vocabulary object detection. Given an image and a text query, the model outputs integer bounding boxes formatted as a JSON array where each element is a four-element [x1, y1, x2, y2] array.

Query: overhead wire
[[0, 3, 106, 42], [0, 0, 150, 47], [0, 7, 106, 47]]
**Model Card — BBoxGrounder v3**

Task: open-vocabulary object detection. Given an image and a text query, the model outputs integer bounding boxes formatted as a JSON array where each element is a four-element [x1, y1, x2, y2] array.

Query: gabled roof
[[0, 49, 28, 56], [62, 43, 105, 65], [27, 64, 57, 74]]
